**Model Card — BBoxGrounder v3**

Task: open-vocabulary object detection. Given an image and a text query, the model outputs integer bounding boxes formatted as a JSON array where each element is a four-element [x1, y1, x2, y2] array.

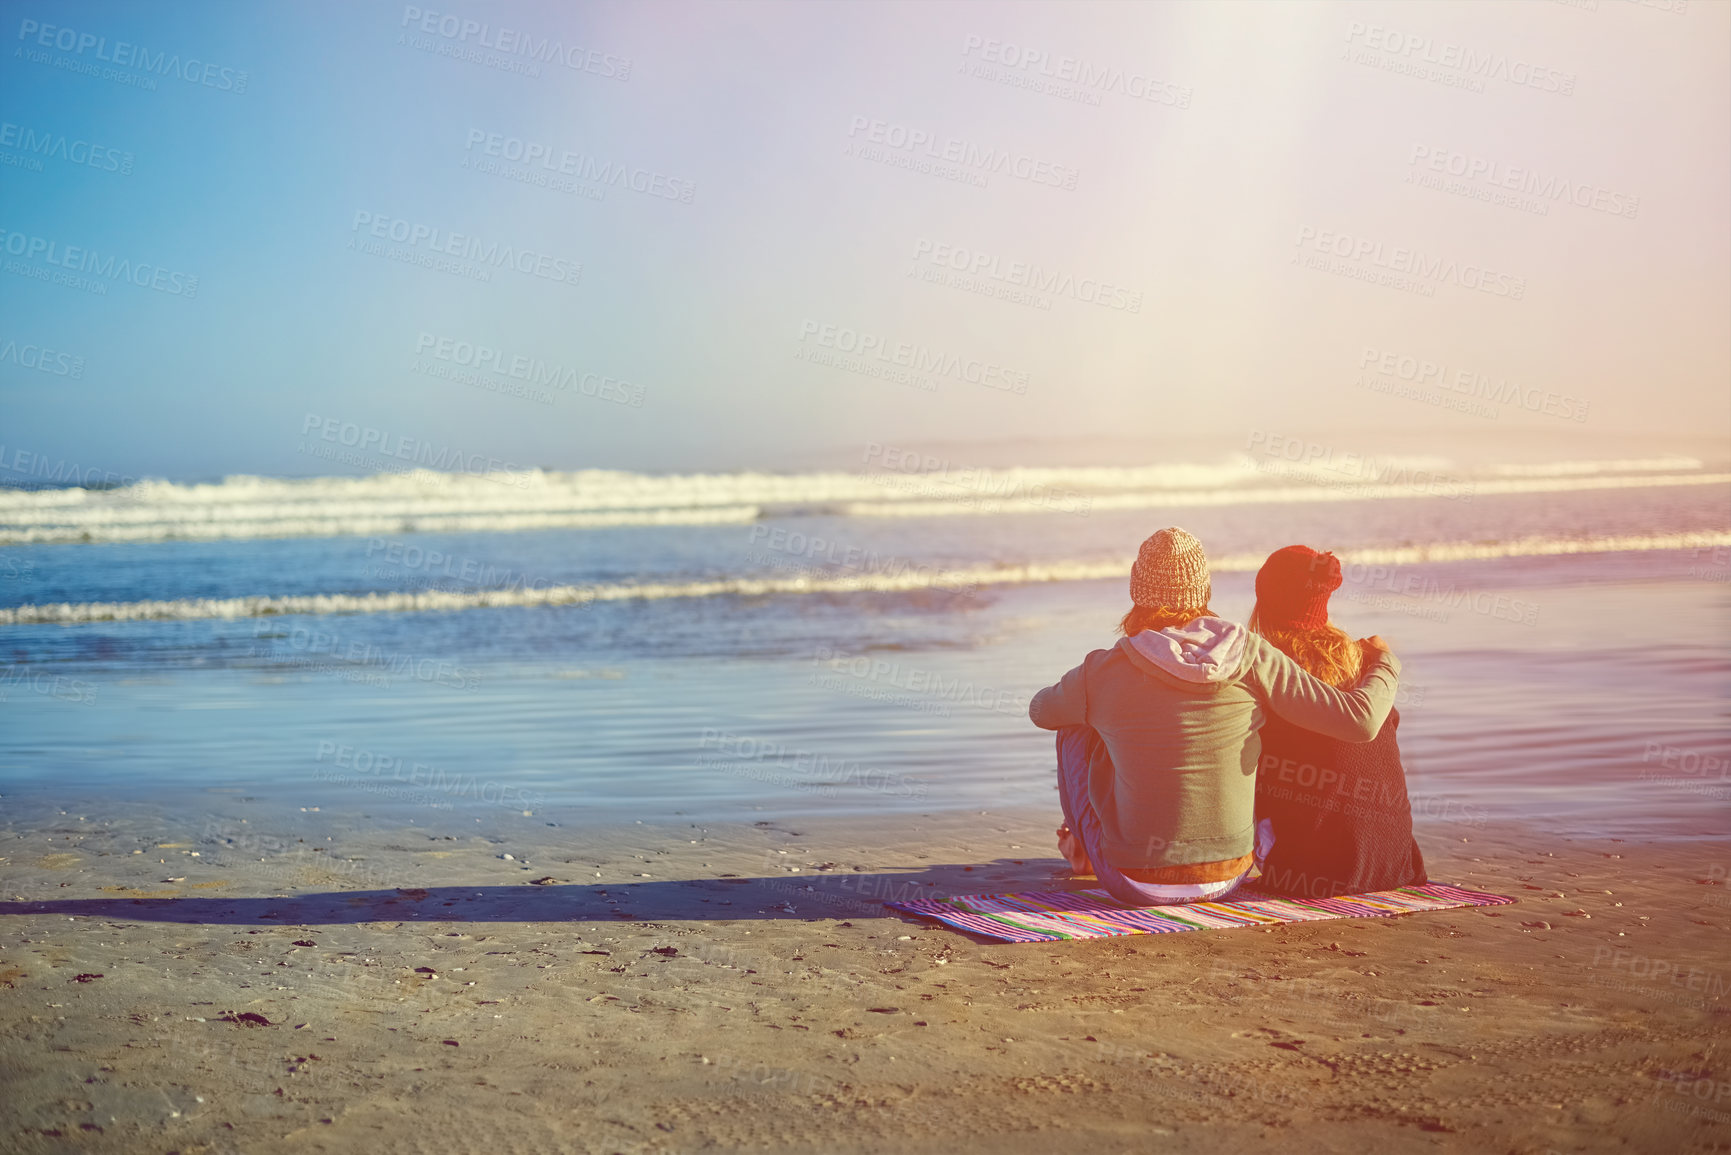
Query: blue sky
[[2, 0, 1727, 480]]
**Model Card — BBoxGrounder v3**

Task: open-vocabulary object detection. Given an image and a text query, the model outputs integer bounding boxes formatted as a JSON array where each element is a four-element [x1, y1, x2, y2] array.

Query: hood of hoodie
[[1119, 616, 1249, 687]]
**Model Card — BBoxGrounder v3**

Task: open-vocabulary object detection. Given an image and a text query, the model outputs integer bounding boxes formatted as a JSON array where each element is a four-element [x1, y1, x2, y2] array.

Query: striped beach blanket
[[884, 882, 1515, 943]]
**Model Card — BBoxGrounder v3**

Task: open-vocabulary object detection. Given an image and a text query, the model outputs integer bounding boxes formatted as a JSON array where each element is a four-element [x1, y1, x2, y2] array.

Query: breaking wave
[[0, 456, 1722, 545], [5, 530, 1726, 626]]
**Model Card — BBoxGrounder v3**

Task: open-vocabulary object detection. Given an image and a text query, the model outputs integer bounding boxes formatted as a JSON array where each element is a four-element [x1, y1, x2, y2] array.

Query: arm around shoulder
[[1247, 635, 1401, 742]]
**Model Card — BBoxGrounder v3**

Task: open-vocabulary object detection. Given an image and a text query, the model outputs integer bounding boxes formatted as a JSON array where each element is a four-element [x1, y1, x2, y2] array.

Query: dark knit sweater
[[1253, 708, 1427, 899]]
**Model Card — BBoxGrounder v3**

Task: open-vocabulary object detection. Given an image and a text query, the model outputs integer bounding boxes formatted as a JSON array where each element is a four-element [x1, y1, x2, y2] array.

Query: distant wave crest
[[0, 457, 1721, 545]]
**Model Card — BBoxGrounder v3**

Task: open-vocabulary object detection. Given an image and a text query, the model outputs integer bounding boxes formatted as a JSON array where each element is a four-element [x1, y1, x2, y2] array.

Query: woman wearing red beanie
[[1250, 545, 1427, 898]]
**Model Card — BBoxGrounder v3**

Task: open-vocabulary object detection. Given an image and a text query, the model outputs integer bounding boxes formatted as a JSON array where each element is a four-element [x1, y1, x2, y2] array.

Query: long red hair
[[1248, 606, 1365, 688]]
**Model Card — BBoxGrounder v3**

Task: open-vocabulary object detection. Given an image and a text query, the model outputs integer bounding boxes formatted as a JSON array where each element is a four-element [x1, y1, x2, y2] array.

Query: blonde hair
[[1119, 602, 1212, 637], [1248, 606, 1365, 688]]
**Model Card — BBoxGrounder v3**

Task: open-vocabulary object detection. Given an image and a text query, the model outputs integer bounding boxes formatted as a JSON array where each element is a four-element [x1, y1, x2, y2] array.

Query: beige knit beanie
[[1129, 527, 1211, 609]]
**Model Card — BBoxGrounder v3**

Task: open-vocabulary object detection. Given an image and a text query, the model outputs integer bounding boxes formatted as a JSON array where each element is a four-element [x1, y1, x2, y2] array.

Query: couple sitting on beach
[[1029, 527, 1426, 906]]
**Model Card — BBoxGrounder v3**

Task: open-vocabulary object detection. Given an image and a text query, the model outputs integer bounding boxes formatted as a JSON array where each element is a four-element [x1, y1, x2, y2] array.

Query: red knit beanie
[[1254, 545, 1341, 629]]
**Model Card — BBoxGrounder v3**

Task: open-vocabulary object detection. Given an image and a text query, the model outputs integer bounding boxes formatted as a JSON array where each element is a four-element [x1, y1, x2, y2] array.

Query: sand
[[1, 802, 1727, 1154]]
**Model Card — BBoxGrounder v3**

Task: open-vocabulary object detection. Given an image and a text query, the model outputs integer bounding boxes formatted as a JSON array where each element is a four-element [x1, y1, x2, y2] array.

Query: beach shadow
[[0, 859, 1081, 926]]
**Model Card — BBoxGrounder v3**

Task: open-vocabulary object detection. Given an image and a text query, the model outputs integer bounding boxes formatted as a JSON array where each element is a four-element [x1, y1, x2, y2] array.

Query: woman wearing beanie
[[1249, 545, 1427, 899], [1028, 527, 1404, 907]]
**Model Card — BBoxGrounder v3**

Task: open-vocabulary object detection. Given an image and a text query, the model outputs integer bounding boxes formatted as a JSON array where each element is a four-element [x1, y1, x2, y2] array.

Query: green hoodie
[[1028, 616, 1401, 871]]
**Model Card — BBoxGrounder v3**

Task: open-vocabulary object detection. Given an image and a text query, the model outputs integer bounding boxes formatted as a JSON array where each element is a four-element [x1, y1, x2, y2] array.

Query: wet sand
[[1, 804, 1727, 1154]]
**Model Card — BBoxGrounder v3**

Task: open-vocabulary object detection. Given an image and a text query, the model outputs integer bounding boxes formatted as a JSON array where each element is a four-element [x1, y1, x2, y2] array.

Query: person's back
[[1248, 545, 1427, 898], [1255, 709, 1427, 897]]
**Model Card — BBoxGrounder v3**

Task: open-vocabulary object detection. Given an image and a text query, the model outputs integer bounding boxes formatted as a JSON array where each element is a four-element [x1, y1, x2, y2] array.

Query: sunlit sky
[[2, 0, 1727, 479]]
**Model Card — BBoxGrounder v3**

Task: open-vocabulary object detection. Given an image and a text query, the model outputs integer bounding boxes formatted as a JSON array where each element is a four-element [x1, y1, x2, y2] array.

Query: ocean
[[1, 449, 1727, 841]]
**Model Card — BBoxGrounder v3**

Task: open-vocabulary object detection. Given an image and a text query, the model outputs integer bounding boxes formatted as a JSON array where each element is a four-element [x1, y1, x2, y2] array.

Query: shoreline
[[2, 802, 1726, 1152], [5, 778, 1728, 845]]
